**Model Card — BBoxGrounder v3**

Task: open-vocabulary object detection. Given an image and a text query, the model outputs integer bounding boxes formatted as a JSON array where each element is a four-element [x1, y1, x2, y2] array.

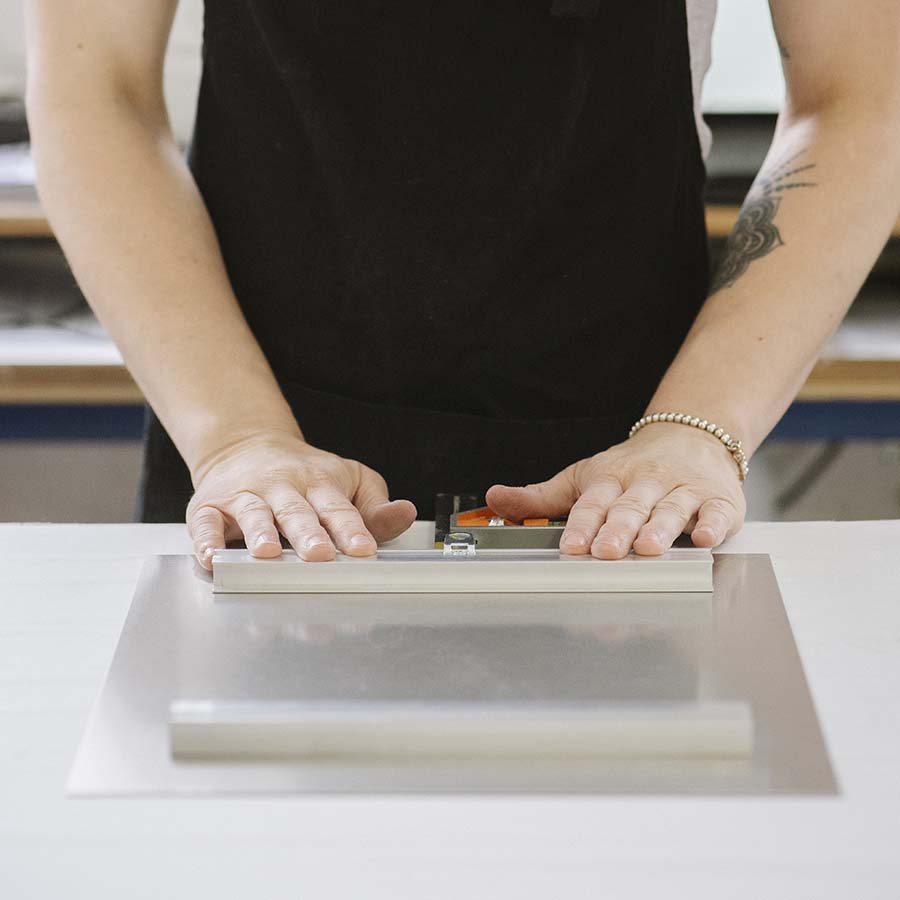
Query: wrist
[[641, 400, 755, 458], [628, 411, 749, 481], [182, 413, 304, 484]]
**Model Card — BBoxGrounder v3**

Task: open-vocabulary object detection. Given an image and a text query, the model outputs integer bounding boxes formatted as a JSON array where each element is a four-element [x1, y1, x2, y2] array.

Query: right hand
[[186, 431, 417, 569]]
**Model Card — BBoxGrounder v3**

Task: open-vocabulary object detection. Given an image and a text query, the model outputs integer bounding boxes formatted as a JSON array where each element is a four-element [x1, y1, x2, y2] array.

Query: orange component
[[456, 508, 518, 527], [457, 507, 496, 523], [523, 518, 550, 527]]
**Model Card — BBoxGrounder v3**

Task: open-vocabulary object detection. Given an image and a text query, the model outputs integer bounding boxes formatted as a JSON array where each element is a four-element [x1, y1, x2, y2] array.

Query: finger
[[266, 484, 335, 561], [558, 476, 624, 555], [485, 466, 578, 521], [353, 464, 418, 543], [231, 492, 283, 559], [305, 482, 378, 556], [633, 487, 703, 556], [592, 478, 670, 559], [691, 497, 739, 548], [187, 505, 226, 571]]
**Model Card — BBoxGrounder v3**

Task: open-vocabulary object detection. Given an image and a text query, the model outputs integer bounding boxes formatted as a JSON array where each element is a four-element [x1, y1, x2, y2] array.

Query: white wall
[[704, 0, 784, 113], [0, 0, 26, 98]]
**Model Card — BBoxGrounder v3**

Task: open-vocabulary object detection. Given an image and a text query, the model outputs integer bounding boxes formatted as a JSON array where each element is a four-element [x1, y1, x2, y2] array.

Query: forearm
[[27, 92, 299, 476], [648, 106, 900, 456]]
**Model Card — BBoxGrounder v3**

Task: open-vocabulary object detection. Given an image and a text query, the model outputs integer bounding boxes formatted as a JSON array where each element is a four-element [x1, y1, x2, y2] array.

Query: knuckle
[[653, 498, 692, 521], [304, 455, 355, 487], [315, 500, 357, 518], [579, 475, 622, 500], [302, 469, 335, 490], [571, 495, 606, 515], [289, 525, 331, 548], [359, 463, 388, 490], [573, 461, 618, 489], [704, 497, 738, 518], [256, 469, 291, 492], [273, 499, 313, 521], [633, 466, 671, 488], [190, 523, 223, 550], [610, 495, 651, 518], [234, 494, 270, 516], [596, 473, 624, 493], [571, 457, 596, 480], [192, 530, 217, 548], [187, 504, 218, 528]]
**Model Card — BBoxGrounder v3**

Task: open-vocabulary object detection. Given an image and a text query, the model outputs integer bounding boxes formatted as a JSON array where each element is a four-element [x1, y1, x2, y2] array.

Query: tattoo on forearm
[[709, 149, 817, 294]]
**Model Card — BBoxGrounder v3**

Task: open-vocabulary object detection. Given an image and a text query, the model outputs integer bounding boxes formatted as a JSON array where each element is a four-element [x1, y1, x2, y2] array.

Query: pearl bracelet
[[628, 412, 749, 481]]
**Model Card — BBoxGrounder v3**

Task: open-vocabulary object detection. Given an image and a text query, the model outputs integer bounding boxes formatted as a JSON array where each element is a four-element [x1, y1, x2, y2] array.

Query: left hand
[[485, 424, 747, 558]]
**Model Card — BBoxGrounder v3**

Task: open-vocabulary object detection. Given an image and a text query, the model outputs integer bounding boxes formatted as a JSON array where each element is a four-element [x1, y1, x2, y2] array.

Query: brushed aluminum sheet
[[67, 554, 837, 795]]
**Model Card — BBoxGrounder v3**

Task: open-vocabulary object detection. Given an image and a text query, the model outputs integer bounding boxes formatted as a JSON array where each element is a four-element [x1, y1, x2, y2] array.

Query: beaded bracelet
[[628, 412, 749, 481]]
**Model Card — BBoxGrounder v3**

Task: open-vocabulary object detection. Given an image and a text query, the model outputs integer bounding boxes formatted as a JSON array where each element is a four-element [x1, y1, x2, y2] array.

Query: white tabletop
[[2, 521, 899, 899]]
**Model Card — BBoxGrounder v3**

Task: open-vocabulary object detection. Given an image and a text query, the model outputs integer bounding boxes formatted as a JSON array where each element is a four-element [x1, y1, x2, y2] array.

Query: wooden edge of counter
[[3, 359, 900, 405], [796, 359, 900, 401], [0, 201, 54, 238], [0, 365, 142, 404]]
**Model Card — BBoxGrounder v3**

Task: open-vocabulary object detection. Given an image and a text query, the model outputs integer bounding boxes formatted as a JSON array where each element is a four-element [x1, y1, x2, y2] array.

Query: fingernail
[[350, 534, 374, 550], [560, 534, 588, 550], [254, 535, 278, 549], [303, 536, 330, 551]]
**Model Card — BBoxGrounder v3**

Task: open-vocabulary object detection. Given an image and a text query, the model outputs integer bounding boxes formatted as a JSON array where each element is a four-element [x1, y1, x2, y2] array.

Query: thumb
[[353, 464, 417, 543], [486, 467, 578, 520]]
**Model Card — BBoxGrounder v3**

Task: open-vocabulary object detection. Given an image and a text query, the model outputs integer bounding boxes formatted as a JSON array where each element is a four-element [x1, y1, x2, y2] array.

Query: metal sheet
[[67, 554, 837, 795]]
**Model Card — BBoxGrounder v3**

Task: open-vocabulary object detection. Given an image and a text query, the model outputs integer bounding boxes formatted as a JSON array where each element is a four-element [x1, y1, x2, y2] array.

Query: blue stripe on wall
[[1, 401, 899, 442], [769, 402, 900, 440], [0, 405, 145, 440]]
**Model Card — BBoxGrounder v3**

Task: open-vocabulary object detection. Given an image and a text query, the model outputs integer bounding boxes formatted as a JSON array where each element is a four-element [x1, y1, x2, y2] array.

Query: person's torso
[[190, 0, 712, 420]]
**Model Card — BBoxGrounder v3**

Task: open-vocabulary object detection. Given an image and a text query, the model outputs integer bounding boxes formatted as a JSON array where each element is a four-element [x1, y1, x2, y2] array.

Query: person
[[25, 1, 900, 568]]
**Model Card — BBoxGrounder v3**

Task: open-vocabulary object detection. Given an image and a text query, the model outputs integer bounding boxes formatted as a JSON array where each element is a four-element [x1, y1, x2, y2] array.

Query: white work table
[[1, 521, 899, 898]]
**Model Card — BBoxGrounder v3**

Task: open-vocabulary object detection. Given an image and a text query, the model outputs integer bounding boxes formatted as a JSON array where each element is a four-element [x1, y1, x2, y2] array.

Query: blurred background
[[1, 0, 899, 523]]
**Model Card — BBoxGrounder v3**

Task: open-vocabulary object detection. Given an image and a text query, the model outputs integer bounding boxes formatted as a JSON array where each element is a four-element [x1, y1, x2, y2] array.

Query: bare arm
[[26, 0, 297, 470], [647, 0, 900, 456], [26, 0, 415, 561], [488, 0, 900, 556]]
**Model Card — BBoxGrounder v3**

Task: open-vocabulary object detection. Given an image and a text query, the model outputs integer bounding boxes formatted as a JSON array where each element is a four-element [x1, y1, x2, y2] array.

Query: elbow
[[777, 94, 900, 186], [779, 65, 900, 142], [25, 64, 170, 154]]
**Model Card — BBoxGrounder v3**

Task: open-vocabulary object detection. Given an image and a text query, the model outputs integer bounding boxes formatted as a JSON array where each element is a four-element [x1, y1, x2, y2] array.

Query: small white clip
[[442, 532, 476, 558]]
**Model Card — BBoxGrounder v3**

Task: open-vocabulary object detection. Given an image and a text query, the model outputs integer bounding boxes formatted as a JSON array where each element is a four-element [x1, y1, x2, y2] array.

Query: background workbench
[[1, 520, 898, 899], [2, 199, 900, 404], [3, 114, 900, 523]]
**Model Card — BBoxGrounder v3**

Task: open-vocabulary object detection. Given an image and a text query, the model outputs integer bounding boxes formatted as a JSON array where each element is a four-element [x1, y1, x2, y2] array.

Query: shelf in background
[[1, 358, 900, 406], [0, 364, 141, 404], [0, 198, 52, 238]]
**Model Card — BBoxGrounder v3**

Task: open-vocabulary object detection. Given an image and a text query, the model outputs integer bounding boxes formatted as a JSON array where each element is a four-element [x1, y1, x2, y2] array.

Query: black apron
[[138, 0, 709, 523]]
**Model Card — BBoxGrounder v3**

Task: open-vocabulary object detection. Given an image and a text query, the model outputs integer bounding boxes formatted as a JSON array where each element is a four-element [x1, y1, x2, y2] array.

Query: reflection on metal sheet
[[67, 554, 837, 795]]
